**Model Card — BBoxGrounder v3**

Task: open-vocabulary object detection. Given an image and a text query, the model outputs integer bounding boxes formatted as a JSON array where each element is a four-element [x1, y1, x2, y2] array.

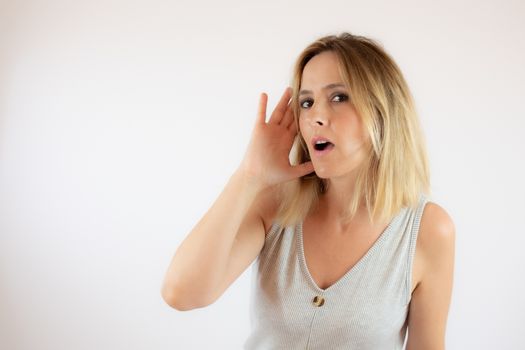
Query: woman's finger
[[268, 87, 292, 125], [257, 92, 268, 125], [288, 118, 298, 135], [281, 102, 294, 129]]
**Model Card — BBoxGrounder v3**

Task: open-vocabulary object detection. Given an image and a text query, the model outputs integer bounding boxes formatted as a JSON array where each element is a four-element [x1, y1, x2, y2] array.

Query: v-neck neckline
[[297, 209, 405, 294]]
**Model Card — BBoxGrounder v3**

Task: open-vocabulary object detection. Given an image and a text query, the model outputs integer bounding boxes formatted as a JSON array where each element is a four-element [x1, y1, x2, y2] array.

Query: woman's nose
[[310, 102, 330, 126], [313, 117, 327, 126]]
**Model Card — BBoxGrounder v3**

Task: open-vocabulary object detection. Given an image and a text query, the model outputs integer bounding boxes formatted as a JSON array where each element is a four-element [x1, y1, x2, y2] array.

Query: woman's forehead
[[301, 52, 344, 90]]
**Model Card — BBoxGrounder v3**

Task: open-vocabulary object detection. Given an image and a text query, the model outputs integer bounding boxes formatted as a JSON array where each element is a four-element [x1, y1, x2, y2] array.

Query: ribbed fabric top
[[244, 194, 430, 350]]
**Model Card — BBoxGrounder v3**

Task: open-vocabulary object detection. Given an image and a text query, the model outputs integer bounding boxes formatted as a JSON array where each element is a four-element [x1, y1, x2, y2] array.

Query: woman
[[161, 32, 455, 349]]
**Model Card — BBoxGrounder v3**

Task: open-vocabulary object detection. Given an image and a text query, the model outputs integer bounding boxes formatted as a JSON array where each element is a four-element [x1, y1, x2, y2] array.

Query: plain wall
[[1, 0, 524, 348]]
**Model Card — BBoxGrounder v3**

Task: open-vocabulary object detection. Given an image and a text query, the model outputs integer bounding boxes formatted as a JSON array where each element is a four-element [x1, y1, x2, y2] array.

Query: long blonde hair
[[274, 32, 430, 227]]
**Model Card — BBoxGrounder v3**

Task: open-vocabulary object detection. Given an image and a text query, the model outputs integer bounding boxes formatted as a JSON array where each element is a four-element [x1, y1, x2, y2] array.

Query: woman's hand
[[238, 87, 314, 191]]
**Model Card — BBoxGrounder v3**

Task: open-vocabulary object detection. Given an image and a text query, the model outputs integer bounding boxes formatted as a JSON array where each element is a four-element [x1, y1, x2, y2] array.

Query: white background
[[1, 0, 524, 349]]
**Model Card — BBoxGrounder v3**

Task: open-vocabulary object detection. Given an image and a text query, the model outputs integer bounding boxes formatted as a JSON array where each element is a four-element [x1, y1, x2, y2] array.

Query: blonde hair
[[274, 32, 430, 227]]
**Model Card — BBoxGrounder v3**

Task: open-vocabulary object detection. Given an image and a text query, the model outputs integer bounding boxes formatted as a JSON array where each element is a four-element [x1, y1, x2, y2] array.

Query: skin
[[298, 51, 369, 220], [295, 51, 456, 349]]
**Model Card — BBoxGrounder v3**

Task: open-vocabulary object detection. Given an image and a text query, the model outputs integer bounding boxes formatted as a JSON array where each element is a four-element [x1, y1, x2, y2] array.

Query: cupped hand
[[238, 87, 315, 191]]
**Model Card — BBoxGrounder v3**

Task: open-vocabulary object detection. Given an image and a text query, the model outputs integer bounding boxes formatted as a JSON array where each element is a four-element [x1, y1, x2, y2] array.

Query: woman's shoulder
[[417, 200, 456, 265], [420, 201, 455, 237]]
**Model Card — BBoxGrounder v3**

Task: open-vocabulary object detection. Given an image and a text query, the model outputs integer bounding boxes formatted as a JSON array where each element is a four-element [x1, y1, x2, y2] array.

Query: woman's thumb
[[293, 161, 315, 178]]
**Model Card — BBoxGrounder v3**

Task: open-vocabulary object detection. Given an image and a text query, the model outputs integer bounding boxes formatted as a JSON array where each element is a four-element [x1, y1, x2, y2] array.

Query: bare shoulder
[[417, 201, 456, 274], [416, 202, 456, 292], [406, 201, 456, 347]]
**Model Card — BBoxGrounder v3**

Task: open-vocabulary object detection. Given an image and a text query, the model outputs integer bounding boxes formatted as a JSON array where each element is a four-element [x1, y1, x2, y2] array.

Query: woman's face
[[298, 51, 369, 179]]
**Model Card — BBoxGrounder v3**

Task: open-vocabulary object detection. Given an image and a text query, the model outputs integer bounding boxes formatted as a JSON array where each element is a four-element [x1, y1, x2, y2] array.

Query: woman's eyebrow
[[299, 83, 346, 96]]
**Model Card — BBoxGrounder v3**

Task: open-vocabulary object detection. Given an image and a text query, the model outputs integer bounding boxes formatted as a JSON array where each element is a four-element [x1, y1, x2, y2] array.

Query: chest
[[301, 220, 381, 290], [302, 216, 423, 294]]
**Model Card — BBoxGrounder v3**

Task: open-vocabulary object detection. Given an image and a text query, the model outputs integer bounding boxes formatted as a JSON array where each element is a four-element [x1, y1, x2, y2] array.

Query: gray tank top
[[244, 194, 429, 350]]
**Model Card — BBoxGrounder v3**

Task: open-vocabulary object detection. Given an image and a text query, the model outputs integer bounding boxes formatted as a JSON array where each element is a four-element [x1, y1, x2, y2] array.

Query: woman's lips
[[311, 136, 333, 148]]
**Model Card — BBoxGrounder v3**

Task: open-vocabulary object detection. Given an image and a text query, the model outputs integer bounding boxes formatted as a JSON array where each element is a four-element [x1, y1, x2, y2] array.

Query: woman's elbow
[[160, 282, 212, 311]]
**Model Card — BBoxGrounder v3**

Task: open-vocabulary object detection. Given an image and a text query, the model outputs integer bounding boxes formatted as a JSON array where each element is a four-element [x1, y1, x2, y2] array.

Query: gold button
[[312, 295, 325, 307]]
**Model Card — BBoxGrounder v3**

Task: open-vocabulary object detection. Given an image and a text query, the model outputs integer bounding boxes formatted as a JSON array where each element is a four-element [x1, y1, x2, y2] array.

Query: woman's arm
[[406, 202, 456, 350], [160, 169, 265, 311], [161, 88, 313, 311]]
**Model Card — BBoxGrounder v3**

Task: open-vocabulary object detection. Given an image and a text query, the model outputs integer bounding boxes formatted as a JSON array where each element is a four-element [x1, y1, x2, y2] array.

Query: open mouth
[[313, 141, 335, 151]]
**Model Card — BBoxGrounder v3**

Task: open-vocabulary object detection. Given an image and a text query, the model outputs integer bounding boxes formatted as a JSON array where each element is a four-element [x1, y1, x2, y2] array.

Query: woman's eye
[[299, 99, 313, 109], [299, 94, 349, 109], [332, 93, 349, 102]]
